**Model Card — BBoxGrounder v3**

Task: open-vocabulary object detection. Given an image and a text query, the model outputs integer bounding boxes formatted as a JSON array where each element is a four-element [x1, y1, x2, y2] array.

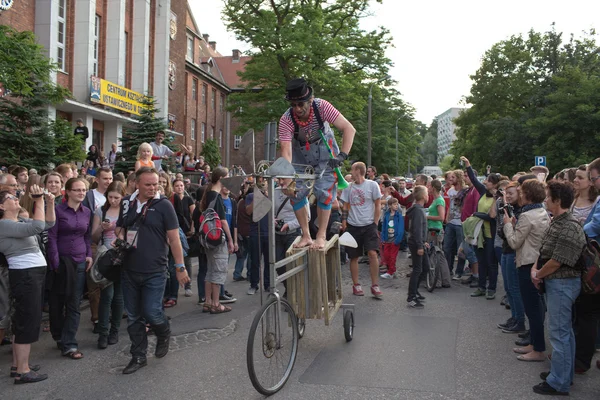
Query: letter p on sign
[[535, 156, 546, 167]]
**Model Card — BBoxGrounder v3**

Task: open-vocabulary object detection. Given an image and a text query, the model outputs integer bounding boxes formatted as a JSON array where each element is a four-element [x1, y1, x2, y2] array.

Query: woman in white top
[[0, 186, 55, 384], [571, 164, 599, 225]]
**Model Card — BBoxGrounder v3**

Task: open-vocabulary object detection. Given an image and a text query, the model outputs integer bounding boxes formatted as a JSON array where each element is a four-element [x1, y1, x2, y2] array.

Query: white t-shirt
[[341, 180, 382, 227], [92, 189, 106, 211]]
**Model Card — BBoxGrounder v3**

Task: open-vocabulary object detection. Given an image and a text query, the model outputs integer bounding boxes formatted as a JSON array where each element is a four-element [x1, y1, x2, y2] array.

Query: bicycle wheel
[[426, 249, 438, 292], [247, 296, 299, 396], [297, 317, 306, 339]]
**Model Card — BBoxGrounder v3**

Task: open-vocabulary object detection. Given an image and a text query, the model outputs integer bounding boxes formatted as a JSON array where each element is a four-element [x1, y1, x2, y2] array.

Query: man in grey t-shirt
[[341, 162, 383, 299]]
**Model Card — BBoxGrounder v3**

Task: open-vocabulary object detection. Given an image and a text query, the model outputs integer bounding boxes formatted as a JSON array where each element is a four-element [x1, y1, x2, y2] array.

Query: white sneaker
[[247, 287, 257, 295], [380, 273, 393, 279], [184, 289, 193, 297]]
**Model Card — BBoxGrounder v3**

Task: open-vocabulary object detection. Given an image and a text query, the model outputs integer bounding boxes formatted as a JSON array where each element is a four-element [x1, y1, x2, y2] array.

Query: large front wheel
[[247, 296, 299, 396]]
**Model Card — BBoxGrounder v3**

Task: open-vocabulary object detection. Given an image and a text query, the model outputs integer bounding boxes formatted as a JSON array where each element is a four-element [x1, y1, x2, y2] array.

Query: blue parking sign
[[535, 156, 546, 167]]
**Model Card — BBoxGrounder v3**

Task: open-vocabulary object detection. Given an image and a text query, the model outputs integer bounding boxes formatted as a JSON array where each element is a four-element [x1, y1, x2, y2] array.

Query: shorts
[[291, 169, 337, 211], [345, 223, 380, 260], [459, 241, 478, 264], [9, 267, 45, 344], [205, 243, 229, 285]]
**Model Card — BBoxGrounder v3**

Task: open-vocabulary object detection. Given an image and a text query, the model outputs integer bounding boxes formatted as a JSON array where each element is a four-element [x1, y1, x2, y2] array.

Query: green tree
[[438, 154, 454, 173], [222, 0, 413, 172], [200, 139, 222, 169], [0, 26, 71, 169], [418, 118, 438, 168], [51, 118, 86, 166], [115, 96, 171, 173]]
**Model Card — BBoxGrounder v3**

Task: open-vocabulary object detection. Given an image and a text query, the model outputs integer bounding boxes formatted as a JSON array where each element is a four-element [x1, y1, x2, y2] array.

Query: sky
[[190, 0, 600, 124]]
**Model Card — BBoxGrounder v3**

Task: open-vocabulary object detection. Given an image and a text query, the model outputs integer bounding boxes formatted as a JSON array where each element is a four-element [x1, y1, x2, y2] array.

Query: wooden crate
[[285, 235, 343, 325]]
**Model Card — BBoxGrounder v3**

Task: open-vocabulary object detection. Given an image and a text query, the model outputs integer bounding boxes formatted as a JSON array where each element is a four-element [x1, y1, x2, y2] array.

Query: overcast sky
[[191, 0, 600, 124]]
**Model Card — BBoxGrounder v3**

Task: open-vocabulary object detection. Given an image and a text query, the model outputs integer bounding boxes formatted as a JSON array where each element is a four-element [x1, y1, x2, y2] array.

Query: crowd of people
[[0, 79, 598, 397]]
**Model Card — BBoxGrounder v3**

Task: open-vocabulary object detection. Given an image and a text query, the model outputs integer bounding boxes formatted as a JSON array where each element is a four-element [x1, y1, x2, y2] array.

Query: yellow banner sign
[[89, 76, 145, 115]]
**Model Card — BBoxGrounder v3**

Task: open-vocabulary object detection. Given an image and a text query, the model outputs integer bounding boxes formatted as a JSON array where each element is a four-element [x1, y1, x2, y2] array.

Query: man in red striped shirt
[[279, 78, 356, 249]]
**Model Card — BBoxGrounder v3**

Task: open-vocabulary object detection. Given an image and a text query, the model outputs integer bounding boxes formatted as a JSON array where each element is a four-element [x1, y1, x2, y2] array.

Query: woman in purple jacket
[[47, 178, 92, 360]]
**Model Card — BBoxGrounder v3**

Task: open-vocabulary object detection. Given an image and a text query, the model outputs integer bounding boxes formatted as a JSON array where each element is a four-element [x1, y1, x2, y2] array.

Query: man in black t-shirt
[[115, 167, 190, 374], [74, 119, 89, 140]]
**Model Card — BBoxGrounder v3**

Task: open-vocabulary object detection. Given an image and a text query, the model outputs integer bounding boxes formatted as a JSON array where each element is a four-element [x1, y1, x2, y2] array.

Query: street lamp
[[395, 116, 403, 177], [367, 74, 391, 167]]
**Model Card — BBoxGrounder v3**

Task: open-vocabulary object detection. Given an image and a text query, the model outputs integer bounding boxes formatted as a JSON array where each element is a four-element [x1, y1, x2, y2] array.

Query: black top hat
[[285, 78, 313, 101]]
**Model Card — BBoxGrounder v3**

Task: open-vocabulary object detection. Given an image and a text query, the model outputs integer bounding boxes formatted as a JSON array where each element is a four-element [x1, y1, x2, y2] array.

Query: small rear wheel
[[343, 310, 354, 342], [297, 318, 306, 339]]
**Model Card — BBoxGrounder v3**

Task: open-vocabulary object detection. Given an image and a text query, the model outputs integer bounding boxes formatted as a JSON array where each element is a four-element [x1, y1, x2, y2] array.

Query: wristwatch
[[175, 263, 185, 273]]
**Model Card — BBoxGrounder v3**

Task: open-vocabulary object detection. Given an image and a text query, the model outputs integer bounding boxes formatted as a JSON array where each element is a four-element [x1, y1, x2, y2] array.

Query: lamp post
[[395, 116, 403, 177], [367, 75, 391, 167]]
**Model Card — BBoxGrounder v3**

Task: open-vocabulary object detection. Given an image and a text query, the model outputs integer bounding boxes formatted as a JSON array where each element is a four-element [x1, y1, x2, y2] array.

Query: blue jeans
[[501, 252, 524, 323], [97, 278, 123, 336], [196, 252, 224, 300], [443, 223, 463, 273], [249, 235, 270, 290], [518, 264, 545, 352], [495, 247, 505, 294], [122, 269, 170, 359], [59, 262, 86, 353], [164, 258, 180, 301], [233, 236, 251, 280], [477, 238, 498, 291], [546, 277, 580, 393]]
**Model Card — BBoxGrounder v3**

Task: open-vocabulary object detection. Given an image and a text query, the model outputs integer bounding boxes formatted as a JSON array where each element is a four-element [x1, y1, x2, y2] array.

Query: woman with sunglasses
[[0, 186, 55, 383], [46, 178, 92, 360]]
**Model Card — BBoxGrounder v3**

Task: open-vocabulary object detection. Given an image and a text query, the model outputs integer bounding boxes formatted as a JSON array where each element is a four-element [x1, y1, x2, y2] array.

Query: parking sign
[[535, 156, 546, 167]]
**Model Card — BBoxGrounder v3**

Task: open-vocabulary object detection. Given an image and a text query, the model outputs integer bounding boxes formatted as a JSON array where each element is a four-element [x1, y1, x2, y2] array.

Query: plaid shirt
[[540, 212, 586, 280]]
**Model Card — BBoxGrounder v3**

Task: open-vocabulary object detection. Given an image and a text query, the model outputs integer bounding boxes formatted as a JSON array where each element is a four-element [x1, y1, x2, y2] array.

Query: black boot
[[108, 330, 119, 345], [122, 357, 147, 374], [153, 323, 171, 359], [97, 335, 108, 350]]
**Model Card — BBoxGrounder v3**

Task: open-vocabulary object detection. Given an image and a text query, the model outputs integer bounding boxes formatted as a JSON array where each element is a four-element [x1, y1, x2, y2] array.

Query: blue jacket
[[584, 201, 600, 240], [381, 210, 404, 246]]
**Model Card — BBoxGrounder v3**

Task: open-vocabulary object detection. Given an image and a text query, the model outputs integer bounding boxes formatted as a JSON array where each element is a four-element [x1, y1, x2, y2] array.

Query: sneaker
[[380, 273, 393, 279], [352, 284, 364, 296], [371, 285, 383, 299], [471, 288, 485, 297], [486, 290, 496, 300], [461, 275, 474, 284], [415, 292, 426, 301], [497, 317, 516, 329], [452, 273, 462, 281], [219, 293, 237, 304], [502, 322, 526, 334], [500, 295, 507, 306], [407, 298, 424, 309], [184, 289, 193, 297], [532, 381, 568, 396], [247, 287, 257, 295], [233, 276, 246, 282], [469, 280, 479, 288], [518, 330, 530, 339], [463, 267, 471, 275], [197, 297, 205, 305]]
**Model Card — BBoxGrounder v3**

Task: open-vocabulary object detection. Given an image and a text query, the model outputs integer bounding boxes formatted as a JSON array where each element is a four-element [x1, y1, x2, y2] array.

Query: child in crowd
[[380, 197, 404, 279], [135, 142, 154, 171], [85, 160, 96, 176], [406, 185, 429, 308]]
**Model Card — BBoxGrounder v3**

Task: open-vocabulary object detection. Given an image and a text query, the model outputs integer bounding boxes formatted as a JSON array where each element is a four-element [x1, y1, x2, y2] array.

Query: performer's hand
[[327, 152, 348, 169]]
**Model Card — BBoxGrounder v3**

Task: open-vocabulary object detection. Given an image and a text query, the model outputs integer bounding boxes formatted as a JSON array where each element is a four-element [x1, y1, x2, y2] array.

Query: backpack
[[198, 197, 224, 249], [579, 237, 600, 295]]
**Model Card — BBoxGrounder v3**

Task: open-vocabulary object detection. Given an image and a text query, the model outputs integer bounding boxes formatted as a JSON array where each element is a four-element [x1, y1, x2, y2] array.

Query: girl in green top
[[427, 180, 446, 232]]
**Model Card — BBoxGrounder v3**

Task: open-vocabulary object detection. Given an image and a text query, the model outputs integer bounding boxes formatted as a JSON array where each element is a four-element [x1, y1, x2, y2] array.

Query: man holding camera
[[279, 78, 356, 250], [115, 167, 190, 374]]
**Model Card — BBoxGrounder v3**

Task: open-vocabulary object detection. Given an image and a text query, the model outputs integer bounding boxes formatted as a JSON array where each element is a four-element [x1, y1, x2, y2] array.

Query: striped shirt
[[278, 98, 341, 142]]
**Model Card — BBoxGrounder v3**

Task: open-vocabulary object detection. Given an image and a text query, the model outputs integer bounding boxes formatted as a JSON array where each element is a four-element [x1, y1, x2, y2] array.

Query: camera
[[275, 219, 285, 232], [112, 238, 135, 266], [497, 193, 514, 219]]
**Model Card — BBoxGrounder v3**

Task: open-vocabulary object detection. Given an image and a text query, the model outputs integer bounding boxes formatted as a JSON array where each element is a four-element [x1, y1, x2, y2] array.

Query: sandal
[[210, 304, 232, 314], [10, 364, 41, 378], [14, 371, 48, 384], [62, 350, 84, 360], [202, 303, 212, 313], [163, 299, 177, 308]]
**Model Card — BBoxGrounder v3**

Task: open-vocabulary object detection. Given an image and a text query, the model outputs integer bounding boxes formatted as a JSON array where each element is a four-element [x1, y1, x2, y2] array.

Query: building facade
[[436, 107, 465, 162]]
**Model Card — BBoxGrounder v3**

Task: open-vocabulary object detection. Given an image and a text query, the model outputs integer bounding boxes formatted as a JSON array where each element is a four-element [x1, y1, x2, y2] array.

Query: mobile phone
[[103, 219, 110, 223], [459, 160, 464, 167]]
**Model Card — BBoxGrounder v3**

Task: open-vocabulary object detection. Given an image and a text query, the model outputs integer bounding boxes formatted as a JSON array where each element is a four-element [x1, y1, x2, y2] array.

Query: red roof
[[213, 55, 252, 89]]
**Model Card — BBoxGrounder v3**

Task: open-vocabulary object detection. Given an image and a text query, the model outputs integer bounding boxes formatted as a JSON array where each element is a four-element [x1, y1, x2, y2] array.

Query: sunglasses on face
[[591, 176, 600, 182], [289, 101, 307, 109], [1, 194, 18, 203]]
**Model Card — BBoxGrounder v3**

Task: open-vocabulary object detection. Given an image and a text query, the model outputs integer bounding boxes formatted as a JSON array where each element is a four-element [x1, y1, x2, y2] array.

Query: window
[[211, 90, 216, 110], [93, 15, 100, 76], [201, 123, 205, 142], [186, 36, 194, 61], [191, 119, 196, 141], [57, 0, 67, 71], [234, 135, 241, 150], [192, 79, 197, 100], [220, 95, 224, 113], [219, 129, 223, 148], [202, 84, 206, 104]]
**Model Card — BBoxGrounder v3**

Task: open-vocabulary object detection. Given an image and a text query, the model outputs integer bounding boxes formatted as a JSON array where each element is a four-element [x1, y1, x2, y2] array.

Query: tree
[[438, 155, 454, 173], [51, 118, 86, 167], [418, 118, 438, 168], [222, 0, 414, 172], [0, 26, 71, 169], [200, 139, 222, 169], [115, 96, 171, 173]]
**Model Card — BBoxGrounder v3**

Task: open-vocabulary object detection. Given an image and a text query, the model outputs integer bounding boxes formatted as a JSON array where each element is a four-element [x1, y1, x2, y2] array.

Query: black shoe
[[155, 333, 171, 358], [219, 293, 237, 304], [97, 335, 108, 350], [13, 371, 48, 384], [415, 292, 425, 300], [197, 297, 206, 305], [92, 321, 99, 334], [502, 322, 526, 334], [10, 364, 41, 378], [122, 357, 147, 374], [500, 295, 507, 306], [505, 303, 511, 310], [515, 337, 531, 347], [407, 298, 424, 309], [233, 276, 245, 282], [497, 317, 516, 329], [540, 372, 573, 386], [518, 330, 530, 339], [469, 280, 479, 288], [532, 381, 568, 396], [108, 331, 119, 345]]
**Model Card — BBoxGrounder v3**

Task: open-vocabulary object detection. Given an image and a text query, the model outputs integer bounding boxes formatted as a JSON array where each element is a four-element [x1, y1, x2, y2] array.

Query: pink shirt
[[278, 98, 340, 142], [461, 187, 481, 222]]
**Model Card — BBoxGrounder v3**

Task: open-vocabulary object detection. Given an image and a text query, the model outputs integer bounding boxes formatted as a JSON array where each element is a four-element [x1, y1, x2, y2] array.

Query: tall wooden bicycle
[[245, 161, 355, 396]]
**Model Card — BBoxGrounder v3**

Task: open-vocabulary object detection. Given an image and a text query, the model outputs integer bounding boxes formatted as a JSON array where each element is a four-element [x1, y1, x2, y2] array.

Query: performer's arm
[[332, 114, 356, 155], [280, 140, 292, 163]]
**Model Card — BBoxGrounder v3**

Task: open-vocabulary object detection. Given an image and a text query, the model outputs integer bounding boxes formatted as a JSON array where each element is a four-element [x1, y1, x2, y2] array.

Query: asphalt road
[[1, 252, 598, 400]]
